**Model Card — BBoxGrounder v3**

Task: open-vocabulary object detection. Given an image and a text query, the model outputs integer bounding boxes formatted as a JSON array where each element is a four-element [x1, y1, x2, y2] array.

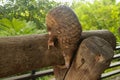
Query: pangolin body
[[46, 5, 82, 68]]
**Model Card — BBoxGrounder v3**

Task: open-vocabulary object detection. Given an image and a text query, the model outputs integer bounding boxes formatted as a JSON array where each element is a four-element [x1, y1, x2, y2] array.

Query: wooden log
[[64, 36, 114, 80], [81, 30, 116, 49], [53, 30, 116, 80], [0, 30, 116, 78], [0, 34, 64, 78]]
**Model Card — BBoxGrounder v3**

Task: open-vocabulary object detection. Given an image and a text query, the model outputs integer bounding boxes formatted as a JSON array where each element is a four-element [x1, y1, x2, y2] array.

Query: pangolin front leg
[[48, 32, 55, 49], [55, 51, 71, 68]]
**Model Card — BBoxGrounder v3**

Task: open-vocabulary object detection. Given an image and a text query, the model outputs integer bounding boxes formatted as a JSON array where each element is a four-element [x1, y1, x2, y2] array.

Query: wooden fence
[[3, 46, 120, 80], [0, 30, 119, 80], [101, 46, 120, 79]]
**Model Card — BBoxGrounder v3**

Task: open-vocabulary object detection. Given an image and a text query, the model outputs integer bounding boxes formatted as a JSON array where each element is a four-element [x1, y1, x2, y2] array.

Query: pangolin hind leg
[[63, 52, 71, 68], [56, 51, 71, 69]]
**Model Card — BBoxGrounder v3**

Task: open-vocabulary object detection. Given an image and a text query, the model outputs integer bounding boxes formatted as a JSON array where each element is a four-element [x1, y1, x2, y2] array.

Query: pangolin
[[46, 5, 82, 68]]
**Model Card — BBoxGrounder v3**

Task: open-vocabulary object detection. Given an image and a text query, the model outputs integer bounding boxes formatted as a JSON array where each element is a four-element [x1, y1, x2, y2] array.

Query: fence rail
[[3, 46, 120, 80], [101, 46, 120, 79]]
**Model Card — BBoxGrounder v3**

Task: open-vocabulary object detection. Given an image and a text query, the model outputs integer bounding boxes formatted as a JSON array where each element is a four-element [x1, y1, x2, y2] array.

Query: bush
[[0, 18, 37, 36], [72, 0, 120, 42]]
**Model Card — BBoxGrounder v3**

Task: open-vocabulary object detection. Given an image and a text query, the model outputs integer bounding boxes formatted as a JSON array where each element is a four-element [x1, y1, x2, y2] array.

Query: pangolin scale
[[46, 5, 82, 68]]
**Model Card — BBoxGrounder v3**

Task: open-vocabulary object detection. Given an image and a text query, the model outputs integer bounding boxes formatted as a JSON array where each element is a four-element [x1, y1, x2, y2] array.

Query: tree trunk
[[0, 30, 116, 78]]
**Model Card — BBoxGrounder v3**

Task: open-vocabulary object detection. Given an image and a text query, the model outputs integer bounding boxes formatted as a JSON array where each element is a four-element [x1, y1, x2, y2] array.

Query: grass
[[37, 75, 54, 80]]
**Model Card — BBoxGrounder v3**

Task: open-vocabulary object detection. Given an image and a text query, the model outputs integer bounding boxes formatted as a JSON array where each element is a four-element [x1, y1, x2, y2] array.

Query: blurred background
[[0, 0, 120, 43], [0, 0, 120, 79]]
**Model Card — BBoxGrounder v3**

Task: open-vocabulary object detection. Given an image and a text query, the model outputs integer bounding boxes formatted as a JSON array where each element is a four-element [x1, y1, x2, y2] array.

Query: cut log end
[[64, 36, 114, 80]]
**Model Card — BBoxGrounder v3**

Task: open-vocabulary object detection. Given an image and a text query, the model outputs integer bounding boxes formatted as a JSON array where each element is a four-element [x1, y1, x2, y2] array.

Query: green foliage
[[36, 75, 53, 80], [0, 0, 119, 42], [0, 0, 120, 80], [0, 18, 37, 36], [72, 0, 120, 42], [0, 0, 59, 29], [0, 0, 60, 37]]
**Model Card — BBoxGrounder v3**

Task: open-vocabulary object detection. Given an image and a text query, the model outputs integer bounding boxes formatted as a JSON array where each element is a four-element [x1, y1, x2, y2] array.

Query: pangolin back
[[46, 5, 82, 68]]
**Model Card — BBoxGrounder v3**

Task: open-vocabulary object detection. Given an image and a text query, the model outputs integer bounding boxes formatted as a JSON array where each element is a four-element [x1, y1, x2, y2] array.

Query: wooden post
[[64, 36, 114, 80], [53, 30, 116, 80], [0, 30, 116, 78]]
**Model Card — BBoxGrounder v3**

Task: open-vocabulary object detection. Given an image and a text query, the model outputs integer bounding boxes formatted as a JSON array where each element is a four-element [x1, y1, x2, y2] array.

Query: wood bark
[[0, 34, 64, 78], [64, 36, 114, 80], [0, 30, 116, 78], [81, 30, 116, 49], [53, 30, 116, 80]]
